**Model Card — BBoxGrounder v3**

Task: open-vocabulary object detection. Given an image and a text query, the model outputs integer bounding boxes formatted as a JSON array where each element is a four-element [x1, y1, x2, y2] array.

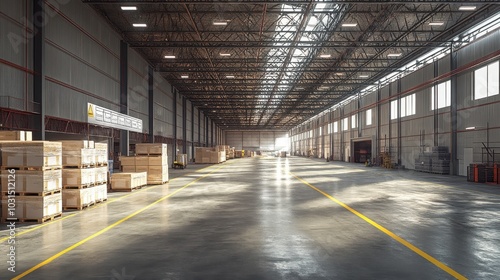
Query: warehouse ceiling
[[83, 0, 500, 130]]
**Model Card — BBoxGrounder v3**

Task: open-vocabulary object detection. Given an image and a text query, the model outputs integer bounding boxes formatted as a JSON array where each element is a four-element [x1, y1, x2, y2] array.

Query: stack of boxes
[[118, 143, 169, 185], [195, 147, 226, 164], [0, 136, 63, 223], [61, 141, 108, 210]]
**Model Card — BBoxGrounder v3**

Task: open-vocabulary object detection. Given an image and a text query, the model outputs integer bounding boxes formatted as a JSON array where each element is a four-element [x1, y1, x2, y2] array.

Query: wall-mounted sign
[[87, 103, 143, 133]]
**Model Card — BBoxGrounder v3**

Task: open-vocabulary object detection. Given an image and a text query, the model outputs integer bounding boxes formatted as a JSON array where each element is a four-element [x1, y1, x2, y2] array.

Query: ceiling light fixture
[[429, 22, 444, 26], [181, 75, 189, 79], [132, 23, 147, 28], [220, 53, 231, 57], [459, 6, 477, 11], [387, 53, 402, 57], [226, 75, 235, 78], [342, 23, 357, 27], [121, 6, 137, 11], [465, 126, 476, 130], [359, 75, 369, 78], [213, 20, 228, 26], [319, 54, 331, 58], [164, 55, 176, 59]]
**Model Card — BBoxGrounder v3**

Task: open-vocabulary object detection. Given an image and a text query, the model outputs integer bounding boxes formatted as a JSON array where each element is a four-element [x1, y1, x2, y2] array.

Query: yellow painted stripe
[[0, 163, 222, 243], [12, 163, 229, 280], [290, 172, 468, 280]]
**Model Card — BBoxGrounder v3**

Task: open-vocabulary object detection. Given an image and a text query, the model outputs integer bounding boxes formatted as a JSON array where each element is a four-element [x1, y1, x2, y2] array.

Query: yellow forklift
[[172, 154, 188, 169]]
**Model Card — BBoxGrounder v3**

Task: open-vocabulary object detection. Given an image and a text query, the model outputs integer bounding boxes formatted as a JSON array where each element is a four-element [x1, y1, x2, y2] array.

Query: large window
[[333, 121, 338, 133], [390, 100, 398, 120], [390, 94, 416, 119], [342, 117, 349, 131], [431, 81, 451, 110], [351, 115, 357, 129], [474, 61, 499, 100], [366, 109, 372, 126]]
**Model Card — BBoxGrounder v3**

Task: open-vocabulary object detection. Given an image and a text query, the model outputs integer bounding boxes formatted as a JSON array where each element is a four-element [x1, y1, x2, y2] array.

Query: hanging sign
[[87, 102, 143, 133]]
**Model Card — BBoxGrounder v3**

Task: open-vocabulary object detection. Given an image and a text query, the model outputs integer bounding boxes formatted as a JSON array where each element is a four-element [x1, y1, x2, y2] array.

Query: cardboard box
[[1, 169, 62, 193], [3, 193, 62, 220]]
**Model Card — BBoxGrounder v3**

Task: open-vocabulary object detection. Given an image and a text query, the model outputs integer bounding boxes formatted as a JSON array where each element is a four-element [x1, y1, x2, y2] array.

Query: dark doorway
[[353, 140, 372, 163]]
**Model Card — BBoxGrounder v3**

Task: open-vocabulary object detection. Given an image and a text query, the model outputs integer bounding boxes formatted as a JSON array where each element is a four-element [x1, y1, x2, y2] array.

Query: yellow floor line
[[12, 162, 230, 280], [290, 172, 468, 280], [0, 162, 225, 243]]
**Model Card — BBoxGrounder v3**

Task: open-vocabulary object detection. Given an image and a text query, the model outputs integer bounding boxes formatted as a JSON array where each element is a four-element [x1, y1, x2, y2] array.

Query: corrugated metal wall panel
[[458, 29, 500, 67], [242, 131, 260, 149], [186, 100, 192, 142]]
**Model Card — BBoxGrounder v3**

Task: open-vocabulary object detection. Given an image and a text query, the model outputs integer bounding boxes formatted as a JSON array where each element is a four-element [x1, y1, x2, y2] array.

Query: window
[[391, 94, 416, 119], [390, 100, 398, 120], [403, 94, 416, 117], [431, 81, 451, 110], [342, 117, 349, 131], [474, 61, 499, 100], [366, 109, 373, 126], [319, 127, 322, 136], [333, 121, 338, 133], [351, 115, 357, 129]]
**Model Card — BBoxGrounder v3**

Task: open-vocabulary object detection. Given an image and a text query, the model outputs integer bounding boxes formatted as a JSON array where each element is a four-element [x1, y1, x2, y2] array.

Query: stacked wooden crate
[[195, 147, 226, 164], [227, 147, 235, 159], [110, 172, 147, 191], [61, 141, 108, 210], [118, 143, 168, 185], [0, 130, 32, 141], [0, 140, 63, 223]]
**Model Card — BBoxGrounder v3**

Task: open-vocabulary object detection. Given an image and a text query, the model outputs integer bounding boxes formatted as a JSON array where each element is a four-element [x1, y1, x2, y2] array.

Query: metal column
[[148, 66, 154, 143], [397, 79, 402, 165], [450, 47, 459, 175], [173, 88, 177, 159], [191, 103, 195, 159], [33, 0, 45, 140], [182, 96, 187, 154], [433, 60, 439, 146], [119, 41, 129, 156]]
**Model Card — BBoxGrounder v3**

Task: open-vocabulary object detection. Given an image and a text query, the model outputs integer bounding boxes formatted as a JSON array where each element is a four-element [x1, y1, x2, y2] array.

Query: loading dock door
[[353, 140, 372, 163]]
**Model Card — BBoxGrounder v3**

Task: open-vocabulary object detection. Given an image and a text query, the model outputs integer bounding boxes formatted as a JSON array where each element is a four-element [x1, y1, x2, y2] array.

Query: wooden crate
[[60, 140, 89, 150], [1, 169, 62, 194], [0, 131, 27, 141], [111, 172, 147, 191], [62, 168, 95, 188], [62, 149, 95, 167], [135, 156, 149, 167], [0, 141, 62, 168], [136, 143, 167, 156], [122, 166, 136, 173], [148, 155, 168, 166], [94, 166, 108, 183], [62, 187, 96, 209], [94, 183, 108, 202], [135, 165, 148, 172], [94, 143, 108, 165], [147, 165, 168, 184], [119, 156, 136, 166], [2, 193, 62, 221]]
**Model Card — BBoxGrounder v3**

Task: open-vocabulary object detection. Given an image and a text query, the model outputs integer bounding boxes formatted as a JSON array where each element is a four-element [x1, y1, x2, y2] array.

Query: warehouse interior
[[1, 0, 500, 279]]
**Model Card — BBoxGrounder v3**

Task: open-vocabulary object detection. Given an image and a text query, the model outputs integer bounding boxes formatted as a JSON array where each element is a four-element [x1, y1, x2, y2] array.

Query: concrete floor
[[1, 156, 500, 279]]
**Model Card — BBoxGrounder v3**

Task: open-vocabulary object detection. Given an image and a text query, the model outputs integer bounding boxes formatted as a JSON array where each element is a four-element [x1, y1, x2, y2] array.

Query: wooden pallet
[[1, 166, 62, 171], [63, 184, 94, 190], [2, 189, 62, 197], [111, 185, 145, 192], [95, 162, 108, 167], [95, 198, 108, 204], [63, 164, 95, 169], [147, 180, 168, 185], [2, 212, 63, 223], [63, 202, 95, 211]]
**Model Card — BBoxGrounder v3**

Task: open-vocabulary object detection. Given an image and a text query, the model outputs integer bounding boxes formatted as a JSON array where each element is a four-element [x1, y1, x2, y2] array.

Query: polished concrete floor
[[1, 156, 500, 279]]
